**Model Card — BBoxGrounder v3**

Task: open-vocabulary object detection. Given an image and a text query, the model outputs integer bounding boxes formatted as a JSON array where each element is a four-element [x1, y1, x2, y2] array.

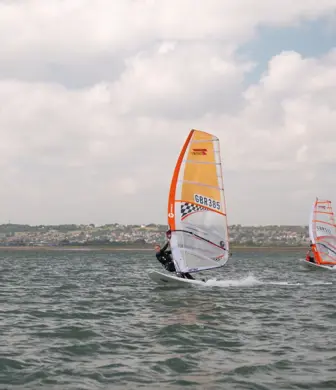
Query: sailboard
[[149, 129, 230, 286], [148, 270, 206, 286], [305, 198, 336, 270]]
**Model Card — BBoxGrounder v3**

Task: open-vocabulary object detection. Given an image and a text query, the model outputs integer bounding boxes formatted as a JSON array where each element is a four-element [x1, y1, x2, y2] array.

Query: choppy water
[[0, 249, 335, 390]]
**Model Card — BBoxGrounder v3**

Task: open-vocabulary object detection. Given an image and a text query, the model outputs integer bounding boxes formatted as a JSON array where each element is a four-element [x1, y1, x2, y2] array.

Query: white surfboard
[[148, 270, 206, 286], [301, 259, 336, 271]]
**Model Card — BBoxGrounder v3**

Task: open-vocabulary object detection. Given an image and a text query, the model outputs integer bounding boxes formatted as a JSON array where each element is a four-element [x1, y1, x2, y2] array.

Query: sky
[[0, 0, 336, 226]]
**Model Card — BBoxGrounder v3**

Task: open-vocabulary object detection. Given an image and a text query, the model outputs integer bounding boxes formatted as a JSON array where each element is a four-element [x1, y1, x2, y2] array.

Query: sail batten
[[191, 138, 218, 143], [313, 219, 335, 227], [167, 129, 229, 274], [178, 180, 223, 190], [183, 160, 221, 165]]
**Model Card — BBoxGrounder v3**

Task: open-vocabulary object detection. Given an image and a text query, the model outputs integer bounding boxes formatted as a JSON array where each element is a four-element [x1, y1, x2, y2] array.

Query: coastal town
[[0, 223, 310, 247]]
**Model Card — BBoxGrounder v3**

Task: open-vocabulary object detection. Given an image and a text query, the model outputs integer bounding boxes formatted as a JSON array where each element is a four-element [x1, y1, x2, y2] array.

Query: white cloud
[[111, 42, 252, 118], [0, 1, 335, 224], [1, 1, 335, 55], [1, 0, 335, 85]]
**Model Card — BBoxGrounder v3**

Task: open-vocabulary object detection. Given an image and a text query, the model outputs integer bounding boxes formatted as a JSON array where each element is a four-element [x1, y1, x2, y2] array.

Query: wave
[[202, 274, 333, 287]]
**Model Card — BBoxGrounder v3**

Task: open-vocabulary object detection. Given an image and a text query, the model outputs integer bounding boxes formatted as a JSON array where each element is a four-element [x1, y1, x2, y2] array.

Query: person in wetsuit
[[155, 242, 176, 272], [154, 240, 195, 280], [307, 243, 315, 263]]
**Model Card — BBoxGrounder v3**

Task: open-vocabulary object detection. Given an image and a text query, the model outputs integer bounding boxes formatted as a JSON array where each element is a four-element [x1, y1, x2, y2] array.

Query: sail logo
[[317, 225, 332, 235], [191, 148, 207, 156], [194, 194, 220, 210]]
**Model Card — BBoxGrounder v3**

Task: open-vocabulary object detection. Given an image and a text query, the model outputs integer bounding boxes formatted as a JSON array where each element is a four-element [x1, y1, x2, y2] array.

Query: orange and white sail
[[167, 129, 229, 273], [309, 198, 336, 265]]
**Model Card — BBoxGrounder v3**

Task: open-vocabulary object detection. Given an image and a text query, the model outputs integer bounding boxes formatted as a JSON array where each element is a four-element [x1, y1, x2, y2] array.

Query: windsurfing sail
[[309, 198, 336, 265], [167, 129, 229, 273]]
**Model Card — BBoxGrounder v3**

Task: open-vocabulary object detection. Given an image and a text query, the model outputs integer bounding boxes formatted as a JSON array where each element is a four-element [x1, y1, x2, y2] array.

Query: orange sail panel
[[309, 198, 336, 265], [167, 129, 229, 273]]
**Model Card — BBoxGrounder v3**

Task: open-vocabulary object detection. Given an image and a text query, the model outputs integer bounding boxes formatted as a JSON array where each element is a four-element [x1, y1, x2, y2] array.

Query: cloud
[[2, 1, 335, 51], [1, 0, 335, 85], [111, 42, 253, 119], [0, 1, 335, 224], [241, 50, 336, 167]]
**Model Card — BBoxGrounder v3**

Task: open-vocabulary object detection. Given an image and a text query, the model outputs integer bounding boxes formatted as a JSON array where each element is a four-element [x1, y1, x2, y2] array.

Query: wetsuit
[[307, 250, 315, 263], [156, 242, 194, 279], [156, 242, 176, 272]]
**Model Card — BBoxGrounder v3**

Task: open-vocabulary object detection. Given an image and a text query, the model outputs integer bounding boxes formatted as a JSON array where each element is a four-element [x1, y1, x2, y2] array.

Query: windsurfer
[[306, 243, 315, 263], [154, 241, 195, 280], [155, 242, 176, 273]]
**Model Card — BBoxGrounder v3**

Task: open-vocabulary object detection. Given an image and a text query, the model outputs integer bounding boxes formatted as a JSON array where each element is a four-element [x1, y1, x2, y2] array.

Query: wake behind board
[[148, 270, 206, 286]]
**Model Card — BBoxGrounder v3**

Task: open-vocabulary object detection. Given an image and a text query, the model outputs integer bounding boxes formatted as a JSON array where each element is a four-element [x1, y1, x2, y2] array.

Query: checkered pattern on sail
[[181, 202, 207, 219]]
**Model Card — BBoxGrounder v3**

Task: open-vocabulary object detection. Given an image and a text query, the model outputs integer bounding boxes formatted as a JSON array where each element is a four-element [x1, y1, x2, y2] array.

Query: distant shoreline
[[0, 245, 307, 252]]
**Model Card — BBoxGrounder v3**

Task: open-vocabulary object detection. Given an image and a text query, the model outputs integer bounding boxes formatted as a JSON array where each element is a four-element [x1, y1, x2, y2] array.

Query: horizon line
[[0, 222, 309, 227]]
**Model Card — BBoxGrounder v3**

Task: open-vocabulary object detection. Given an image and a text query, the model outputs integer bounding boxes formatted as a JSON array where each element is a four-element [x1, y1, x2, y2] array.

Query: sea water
[[0, 249, 335, 389]]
